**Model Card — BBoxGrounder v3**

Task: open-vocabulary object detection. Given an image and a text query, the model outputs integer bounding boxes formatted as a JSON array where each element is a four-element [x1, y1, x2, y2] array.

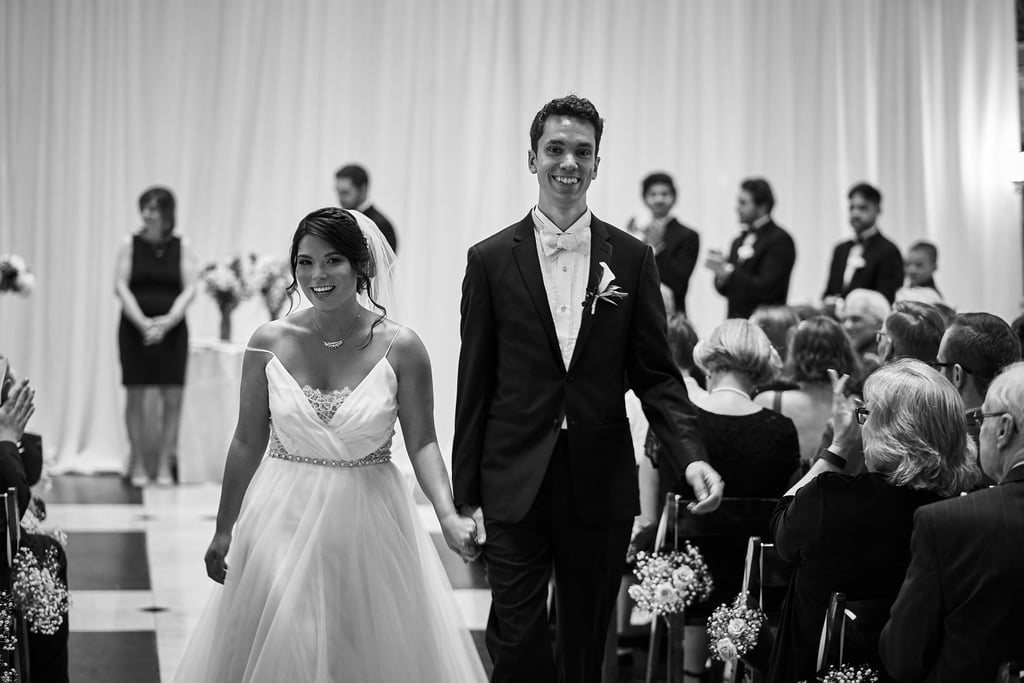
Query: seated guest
[[626, 172, 700, 315], [706, 178, 796, 319], [935, 312, 1022, 447], [637, 320, 799, 678], [876, 300, 946, 364], [767, 360, 977, 683], [756, 316, 861, 466], [749, 305, 800, 364], [895, 240, 944, 305], [880, 362, 1024, 681], [0, 378, 69, 683], [837, 288, 890, 368], [824, 182, 904, 304]]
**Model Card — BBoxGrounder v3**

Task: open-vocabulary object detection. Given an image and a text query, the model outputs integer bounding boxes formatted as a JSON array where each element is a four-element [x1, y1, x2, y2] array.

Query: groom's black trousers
[[483, 432, 632, 683]]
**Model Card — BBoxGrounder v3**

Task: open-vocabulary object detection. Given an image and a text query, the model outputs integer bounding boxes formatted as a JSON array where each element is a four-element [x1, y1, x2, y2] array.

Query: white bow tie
[[540, 229, 590, 256]]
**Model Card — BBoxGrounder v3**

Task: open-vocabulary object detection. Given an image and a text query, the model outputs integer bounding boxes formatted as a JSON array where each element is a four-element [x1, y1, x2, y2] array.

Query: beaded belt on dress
[[266, 428, 392, 468]]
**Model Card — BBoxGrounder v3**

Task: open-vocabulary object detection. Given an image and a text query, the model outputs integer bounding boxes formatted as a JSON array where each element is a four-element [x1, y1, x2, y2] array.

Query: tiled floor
[[49, 475, 653, 682]]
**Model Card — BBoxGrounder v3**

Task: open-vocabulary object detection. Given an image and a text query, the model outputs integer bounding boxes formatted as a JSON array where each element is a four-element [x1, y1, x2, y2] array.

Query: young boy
[[896, 240, 944, 304]]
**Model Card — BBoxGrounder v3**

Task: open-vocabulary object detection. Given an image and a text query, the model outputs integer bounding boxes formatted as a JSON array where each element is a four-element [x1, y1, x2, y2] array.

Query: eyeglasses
[[855, 406, 871, 425], [965, 408, 1012, 428], [874, 330, 889, 344], [931, 361, 974, 375]]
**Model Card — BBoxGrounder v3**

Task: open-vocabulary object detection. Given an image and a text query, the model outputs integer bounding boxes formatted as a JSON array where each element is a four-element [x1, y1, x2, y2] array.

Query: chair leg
[[645, 617, 661, 683], [666, 614, 685, 683]]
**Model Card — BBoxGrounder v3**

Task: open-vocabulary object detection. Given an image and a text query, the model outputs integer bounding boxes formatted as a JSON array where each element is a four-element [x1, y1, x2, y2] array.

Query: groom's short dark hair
[[530, 94, 604, 156]]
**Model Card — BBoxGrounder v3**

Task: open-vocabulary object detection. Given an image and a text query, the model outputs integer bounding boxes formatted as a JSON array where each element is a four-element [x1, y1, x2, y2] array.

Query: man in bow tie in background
[[706, 177, 796, 318], [453, 94, 723, 683], [823, 182, 904, 304]]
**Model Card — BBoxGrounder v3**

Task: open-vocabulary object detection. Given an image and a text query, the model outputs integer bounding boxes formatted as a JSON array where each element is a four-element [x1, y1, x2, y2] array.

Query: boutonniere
[[848, 254, 867, 270], [582, 261, 628, 314], [737, 233, 757, 262]]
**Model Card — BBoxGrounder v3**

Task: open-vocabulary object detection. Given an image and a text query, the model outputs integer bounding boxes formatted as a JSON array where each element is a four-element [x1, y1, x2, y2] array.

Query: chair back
[[741, 536, 791, 611], [654, 494, 780, 551], [0, 487, 29, 682], [815, 591, 891, 674]]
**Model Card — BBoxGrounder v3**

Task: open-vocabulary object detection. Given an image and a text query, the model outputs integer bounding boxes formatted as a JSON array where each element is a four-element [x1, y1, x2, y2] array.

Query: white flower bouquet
[[12, 544, 69, 635], [0, 254, 35, 296], [707, 592, 765, 663], [200, 255, 254, 311], [628, 543, 713, 616]]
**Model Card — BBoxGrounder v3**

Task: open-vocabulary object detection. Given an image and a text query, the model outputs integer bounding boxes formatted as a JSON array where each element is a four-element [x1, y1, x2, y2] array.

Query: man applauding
[[453, 94, 722, 683]]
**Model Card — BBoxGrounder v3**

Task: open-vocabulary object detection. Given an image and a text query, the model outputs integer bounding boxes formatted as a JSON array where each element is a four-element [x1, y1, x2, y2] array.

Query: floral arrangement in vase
[[0, 255, 35, 296], [200, 255, 254, 341], [247, 254, 292, 320], [628, 542, 713, 616], [804, 664, 880, 683]]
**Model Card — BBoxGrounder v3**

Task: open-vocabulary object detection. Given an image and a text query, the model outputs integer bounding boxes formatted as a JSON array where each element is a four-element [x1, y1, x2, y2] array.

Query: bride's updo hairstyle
[[286, 207, 386, 345]]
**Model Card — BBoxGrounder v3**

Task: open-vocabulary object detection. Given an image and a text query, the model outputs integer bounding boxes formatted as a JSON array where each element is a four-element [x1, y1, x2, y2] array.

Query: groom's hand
[[684, 461, 724, 514], [459, 504, 487, 547]]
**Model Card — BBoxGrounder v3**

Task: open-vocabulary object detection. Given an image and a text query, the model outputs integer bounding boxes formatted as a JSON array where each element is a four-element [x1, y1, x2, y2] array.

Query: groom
[[453, 94, 724, 682]]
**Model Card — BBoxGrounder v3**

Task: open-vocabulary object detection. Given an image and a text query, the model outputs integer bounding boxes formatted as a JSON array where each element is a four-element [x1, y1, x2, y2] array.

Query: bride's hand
[[440, 513, 480, 561], [204, 532, 231, 584]]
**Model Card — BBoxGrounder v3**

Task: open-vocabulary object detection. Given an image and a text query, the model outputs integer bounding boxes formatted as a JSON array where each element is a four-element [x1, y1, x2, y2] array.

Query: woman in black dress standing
[[115, 187, 197, 486]]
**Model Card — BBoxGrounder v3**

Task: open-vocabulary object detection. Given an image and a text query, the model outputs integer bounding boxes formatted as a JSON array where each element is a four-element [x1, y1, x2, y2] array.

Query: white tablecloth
[[177, 341, 245, 484]]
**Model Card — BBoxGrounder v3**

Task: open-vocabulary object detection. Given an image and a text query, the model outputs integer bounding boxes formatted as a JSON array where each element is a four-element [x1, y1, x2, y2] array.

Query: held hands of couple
[[449, 506, 486, 563]]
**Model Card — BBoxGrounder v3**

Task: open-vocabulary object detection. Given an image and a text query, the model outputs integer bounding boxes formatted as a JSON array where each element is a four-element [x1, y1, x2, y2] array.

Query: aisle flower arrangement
[[247, 254, 291, 320], [707, 592, 765, 663], [200, 255, 254, 341], [12, 544, 69, 635], [0, 591, 16, 682], [628, 542, 713, 615], [0, 255, 35, 296], [803, 664, 880, 683]]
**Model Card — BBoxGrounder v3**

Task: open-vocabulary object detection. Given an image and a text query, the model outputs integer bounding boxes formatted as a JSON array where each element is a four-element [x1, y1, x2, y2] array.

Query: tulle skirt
[[173, 457, 487, 683]]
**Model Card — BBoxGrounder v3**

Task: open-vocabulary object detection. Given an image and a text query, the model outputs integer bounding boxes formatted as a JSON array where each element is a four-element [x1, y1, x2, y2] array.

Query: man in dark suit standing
[[334, 163, 398, 252], [880, 361, 1024, 681], [706, 177, 796, 319], [453, 94, 723, 683], [823, 183, 903, 303], [627, 172, 700, 315]]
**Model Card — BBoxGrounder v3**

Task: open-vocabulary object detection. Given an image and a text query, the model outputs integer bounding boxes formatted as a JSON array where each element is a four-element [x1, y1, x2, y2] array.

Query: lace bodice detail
[[300, 385, 352, 424]]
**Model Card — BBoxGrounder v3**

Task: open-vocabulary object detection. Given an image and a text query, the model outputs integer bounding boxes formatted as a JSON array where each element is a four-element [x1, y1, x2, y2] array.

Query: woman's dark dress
[[118, 234, 188, 386], [767, 472, 942, 683], [640, 407, 800, 614]]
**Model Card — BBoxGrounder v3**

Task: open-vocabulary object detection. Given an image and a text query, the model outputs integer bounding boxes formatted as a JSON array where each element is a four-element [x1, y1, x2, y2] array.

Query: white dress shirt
[[531, 206, 591, 370]]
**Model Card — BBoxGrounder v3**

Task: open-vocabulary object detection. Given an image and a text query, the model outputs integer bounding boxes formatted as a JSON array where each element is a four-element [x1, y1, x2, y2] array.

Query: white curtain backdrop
[[1, 0, 1019, 471]]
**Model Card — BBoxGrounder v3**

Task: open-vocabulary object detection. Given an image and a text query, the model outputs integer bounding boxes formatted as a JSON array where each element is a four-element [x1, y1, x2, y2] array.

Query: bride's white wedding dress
[[173, 344, 486, 682]]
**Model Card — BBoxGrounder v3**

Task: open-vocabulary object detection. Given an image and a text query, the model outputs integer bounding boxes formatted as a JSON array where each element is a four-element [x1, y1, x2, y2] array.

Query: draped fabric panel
[[0, 0, 1018, 471]]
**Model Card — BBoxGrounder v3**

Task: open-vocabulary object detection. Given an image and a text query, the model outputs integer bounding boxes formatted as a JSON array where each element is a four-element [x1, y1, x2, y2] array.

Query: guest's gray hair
[[862, 359, 978, 496], [693, 319, 782, 386], [985, 361, 1024, 430]]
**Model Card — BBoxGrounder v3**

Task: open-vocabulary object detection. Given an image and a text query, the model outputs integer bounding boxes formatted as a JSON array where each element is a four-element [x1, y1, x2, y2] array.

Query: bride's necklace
[[313, 310, 362, 349], [709, 386, 751, 400]]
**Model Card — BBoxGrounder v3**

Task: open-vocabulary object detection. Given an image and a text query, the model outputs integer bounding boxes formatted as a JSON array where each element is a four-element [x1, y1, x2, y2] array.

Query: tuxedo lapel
[[568, 217, 612, 372], [511, 215, 564, 371]]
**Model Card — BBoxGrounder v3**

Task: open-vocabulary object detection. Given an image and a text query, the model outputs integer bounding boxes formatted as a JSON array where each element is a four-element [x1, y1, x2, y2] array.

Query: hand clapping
[[0, 380, 35, 444]]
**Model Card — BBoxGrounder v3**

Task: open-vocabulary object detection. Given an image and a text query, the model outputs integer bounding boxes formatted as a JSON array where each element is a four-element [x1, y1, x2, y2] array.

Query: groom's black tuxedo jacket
[[453, 213, 707, 524], [823, 231, 903, 303]]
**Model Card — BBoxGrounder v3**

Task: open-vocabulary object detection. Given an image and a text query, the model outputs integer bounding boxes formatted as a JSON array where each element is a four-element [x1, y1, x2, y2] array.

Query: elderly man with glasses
[[880, 362, 1024, 681]]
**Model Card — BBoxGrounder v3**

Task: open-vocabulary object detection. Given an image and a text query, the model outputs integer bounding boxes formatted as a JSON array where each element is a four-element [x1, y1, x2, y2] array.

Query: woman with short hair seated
[[756, 316, 862, 468], [766, 360, 978, 683]]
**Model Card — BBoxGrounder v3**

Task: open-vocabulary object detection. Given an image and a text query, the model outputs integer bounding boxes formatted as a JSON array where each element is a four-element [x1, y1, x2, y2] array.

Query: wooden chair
[[644, 494, 780, 683], [815, 591, 890, 677], [0, 487, 29, 682]]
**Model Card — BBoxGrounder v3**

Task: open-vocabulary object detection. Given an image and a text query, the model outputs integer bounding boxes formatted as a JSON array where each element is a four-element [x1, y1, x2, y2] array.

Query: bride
[[173, 208, 487, 682]]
